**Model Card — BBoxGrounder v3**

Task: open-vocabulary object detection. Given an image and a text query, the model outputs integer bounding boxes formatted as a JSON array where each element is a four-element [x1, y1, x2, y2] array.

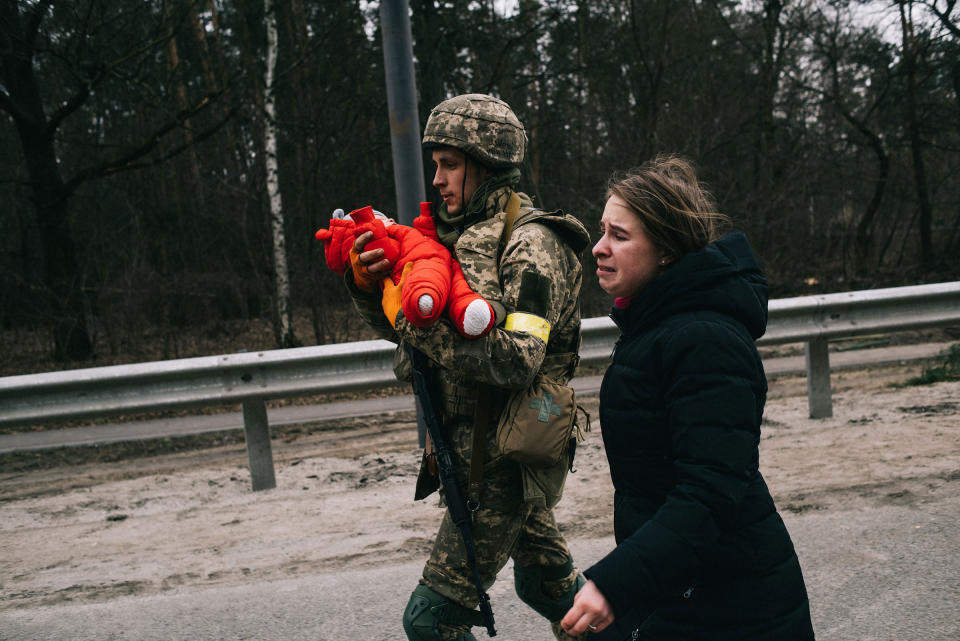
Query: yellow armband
[[504, 312, 551, 343]]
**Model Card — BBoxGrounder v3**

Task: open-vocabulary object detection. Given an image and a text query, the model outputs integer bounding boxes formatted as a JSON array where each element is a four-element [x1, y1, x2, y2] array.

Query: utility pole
[[379, 0, 429, 445], [379, 0, 426, 226]]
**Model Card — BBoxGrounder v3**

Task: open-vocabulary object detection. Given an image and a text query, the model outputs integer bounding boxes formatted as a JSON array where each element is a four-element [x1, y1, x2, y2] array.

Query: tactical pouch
[[496, 375, 577, 468]]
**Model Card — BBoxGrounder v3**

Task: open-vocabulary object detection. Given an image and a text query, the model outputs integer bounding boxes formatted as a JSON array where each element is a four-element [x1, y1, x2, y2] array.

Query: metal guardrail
[[2, 282, 958, 490], [0, 339, 399, 424], [760, 281, 960, 418]]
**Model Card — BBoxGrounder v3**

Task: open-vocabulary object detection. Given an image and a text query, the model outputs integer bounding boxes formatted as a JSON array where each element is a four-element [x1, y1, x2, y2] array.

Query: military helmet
[[422, 94, 526, 169]]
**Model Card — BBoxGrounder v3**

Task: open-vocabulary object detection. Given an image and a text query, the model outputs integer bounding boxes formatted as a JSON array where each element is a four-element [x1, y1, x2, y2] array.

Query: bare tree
[[0, 0, 232, 361], [263, 0, 297, 347]]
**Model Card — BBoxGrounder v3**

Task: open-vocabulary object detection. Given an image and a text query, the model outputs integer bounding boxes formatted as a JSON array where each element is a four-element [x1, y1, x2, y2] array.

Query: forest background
[[1, 0, 958, 376]]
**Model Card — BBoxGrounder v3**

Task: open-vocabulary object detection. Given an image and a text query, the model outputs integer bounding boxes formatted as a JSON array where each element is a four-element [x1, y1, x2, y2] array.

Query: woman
[[562, 156, 815, 640]]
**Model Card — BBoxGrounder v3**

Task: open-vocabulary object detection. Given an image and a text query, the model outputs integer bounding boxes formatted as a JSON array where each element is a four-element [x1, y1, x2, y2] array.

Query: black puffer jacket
[[585, 232, 814, 641]]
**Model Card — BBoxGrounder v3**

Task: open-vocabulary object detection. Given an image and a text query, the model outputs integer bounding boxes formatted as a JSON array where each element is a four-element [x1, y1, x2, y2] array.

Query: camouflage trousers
[[419, 457, 581, 640]]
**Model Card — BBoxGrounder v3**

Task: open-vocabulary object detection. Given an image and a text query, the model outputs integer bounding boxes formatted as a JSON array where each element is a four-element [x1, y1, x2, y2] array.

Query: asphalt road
[[1, 496, 957, 640], [0, 341, 953, 454]]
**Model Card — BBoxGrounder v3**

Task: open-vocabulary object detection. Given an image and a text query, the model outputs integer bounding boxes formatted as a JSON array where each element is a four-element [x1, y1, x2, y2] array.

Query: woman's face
[[592, 195, 668, 299]]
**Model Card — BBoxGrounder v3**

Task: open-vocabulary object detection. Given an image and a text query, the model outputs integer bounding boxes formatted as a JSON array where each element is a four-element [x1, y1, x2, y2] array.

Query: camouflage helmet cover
[[422, 93, 526, 168]]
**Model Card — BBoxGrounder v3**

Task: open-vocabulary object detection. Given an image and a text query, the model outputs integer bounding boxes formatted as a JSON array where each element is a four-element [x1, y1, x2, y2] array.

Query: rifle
[[406, 344, 497, 637]]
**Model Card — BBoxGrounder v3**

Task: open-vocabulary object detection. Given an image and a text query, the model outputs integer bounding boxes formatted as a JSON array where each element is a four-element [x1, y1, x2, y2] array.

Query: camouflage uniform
[[344, 95, 590, 641]]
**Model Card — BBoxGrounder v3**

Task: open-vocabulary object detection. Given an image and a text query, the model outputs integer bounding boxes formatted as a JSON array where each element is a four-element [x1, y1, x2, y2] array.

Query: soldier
[[343, 93, 590, 641]]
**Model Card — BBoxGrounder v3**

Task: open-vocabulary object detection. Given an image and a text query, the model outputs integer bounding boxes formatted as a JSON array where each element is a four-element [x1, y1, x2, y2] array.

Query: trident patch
[[529, 392, 562, 422]]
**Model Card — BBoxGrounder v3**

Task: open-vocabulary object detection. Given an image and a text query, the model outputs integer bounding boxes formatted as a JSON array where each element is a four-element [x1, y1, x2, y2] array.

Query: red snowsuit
[[315, 204, 495, 338]]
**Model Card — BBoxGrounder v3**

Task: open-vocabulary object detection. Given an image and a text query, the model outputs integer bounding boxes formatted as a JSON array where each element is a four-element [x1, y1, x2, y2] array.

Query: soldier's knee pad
[[514, 560, 587, 622], [402, 584, 480, 641]]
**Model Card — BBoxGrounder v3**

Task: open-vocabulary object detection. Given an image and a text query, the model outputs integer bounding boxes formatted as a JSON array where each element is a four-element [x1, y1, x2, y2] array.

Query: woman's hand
[[560, 579, 614, 636]]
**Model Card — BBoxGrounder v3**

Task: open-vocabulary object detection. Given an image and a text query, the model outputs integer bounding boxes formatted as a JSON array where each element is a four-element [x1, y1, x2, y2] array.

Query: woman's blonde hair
[[606, 155, 730, 260]]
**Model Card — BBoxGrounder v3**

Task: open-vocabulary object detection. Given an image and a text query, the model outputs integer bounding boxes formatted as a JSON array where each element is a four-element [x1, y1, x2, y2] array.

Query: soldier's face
[[431, 148, 487, 215], [593, 195, 670, 299]]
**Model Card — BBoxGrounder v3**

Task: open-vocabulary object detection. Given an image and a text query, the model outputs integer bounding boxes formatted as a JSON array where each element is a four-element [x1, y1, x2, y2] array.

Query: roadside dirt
[[1, 360, 959, 613]]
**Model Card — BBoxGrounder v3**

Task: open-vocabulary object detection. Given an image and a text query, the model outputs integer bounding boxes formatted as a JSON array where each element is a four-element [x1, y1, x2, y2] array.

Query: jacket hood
[[611, 231, 769, 339]]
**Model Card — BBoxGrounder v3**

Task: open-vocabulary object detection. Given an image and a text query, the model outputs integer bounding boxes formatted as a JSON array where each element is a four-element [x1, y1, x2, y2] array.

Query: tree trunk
[[899, 0, 934, 266], [20, 126, 93, 361], [755, 0, 783, 245], [201, 0, 245, 181], [853, 129, 890, 263], [164, 7, 206, 212], [576, 0, 587, 197], [521, 0, 542, 194], [264, 0, 298, 347]]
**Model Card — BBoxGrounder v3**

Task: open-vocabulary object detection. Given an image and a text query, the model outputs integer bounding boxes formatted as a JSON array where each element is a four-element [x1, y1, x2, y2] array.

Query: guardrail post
[[241, 398, 276, 491], [804, 338, 833, 419]]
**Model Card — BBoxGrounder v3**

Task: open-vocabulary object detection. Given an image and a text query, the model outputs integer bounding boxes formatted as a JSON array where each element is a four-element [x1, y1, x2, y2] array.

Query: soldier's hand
[[353, 230, 393, 277]]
